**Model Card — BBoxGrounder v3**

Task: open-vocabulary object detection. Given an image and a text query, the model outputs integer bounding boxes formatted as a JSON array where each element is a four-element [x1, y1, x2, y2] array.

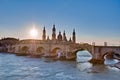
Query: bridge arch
[[67, 47, 93, 61], [51, 47, 62, 56], [102, 51, 115, 59], [74, 48, 87, 54], [21, 46, 29, 54], [73, 48, 92, 56], [36, 47, 44, 54]]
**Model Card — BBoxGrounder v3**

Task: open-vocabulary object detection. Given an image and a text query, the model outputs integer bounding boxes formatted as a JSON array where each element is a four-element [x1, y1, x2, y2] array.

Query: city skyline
[[0, 0, 120, 45]]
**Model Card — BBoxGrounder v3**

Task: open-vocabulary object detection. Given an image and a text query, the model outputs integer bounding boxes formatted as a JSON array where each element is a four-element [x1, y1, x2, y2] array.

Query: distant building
[[41, 24, 76, 42], [0, 37, 19, 52]]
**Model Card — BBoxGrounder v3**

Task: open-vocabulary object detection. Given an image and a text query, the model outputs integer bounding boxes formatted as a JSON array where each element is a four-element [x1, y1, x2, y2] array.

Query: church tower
[[52, 24, 56, 40], [72, 29, 76, 43], [69, 37, 72, 42], [42, 26, 46, 41], [57, 31, 62, 41], [63, 30, 67, 41]]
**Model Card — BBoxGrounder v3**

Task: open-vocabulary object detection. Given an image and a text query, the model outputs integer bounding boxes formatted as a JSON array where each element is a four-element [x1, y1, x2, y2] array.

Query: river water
[[0, 52, 120, 80]]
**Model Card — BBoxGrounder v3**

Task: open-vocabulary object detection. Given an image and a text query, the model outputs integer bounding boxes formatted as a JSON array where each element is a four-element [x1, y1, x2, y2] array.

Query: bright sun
[[30, 27, 38, 38]]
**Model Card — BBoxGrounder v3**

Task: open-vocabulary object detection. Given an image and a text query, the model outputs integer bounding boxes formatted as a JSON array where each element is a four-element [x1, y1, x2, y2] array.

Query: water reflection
[[77, 61, 120, 74], [76, 50, 120, 73], [104, 55, 119, 66], [77, 62, 92, 72]]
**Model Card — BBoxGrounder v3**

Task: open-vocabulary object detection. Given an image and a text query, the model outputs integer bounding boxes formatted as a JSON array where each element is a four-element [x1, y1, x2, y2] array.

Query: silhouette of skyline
[[0, 0, 120, 45]]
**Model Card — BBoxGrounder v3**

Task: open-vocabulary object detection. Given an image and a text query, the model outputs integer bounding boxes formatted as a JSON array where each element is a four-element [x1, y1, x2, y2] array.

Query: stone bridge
[[69, 45, 120, 61], [7, 40, 73, 57], [92, 46, 120, 59], [7, 39, 120, 62]]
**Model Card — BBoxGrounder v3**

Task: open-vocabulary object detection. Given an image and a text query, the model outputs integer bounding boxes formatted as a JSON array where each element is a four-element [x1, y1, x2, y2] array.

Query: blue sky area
[[0, 0, 120, 45]]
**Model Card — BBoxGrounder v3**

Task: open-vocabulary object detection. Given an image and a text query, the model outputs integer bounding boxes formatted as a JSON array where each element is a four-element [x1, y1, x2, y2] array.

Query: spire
[[57, 31, 62, 41], [52, 24, 56, 40], [42, 26, 46, 40], [69, 37, 72, 42], [72, 29, 76, 43], [43, 26, 45, 31], [63, 30, 67, 41], [73, 29, 75, 35], [63, 30, 65, 35], [52, 24, 56, 31]]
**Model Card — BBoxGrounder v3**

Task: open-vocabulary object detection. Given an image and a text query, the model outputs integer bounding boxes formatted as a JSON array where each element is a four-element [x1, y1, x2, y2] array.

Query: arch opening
[[21, 46, 29, 54], [36, 47, 44, 54], [75, 49, 92, 62], [51, 47, 62, 57], [102, 51, 115, 59], [103, 51, 119, 65]]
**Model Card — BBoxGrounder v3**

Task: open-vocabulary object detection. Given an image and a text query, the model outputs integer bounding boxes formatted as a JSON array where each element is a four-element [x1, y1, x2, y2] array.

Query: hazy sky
[[0, 0, 120, 45]]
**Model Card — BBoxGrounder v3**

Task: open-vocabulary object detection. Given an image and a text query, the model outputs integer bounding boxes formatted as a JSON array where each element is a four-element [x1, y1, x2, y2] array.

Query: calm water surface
[[0, 53, 120, 80]]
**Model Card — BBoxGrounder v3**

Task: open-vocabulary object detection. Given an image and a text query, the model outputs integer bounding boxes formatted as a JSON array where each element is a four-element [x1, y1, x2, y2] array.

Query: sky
[[0, 0, 120, 46]]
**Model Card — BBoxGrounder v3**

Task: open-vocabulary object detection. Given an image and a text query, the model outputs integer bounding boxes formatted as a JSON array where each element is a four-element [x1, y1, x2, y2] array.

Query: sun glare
[[30, 27, 38, 38]]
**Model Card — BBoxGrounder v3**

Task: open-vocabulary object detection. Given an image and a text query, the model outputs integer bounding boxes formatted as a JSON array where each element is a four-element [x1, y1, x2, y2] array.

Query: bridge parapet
[[93, 46, 120, 59]]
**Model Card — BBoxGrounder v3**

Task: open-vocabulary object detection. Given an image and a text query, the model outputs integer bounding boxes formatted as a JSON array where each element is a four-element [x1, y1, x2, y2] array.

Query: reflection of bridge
[[7, 39, 120, 63]]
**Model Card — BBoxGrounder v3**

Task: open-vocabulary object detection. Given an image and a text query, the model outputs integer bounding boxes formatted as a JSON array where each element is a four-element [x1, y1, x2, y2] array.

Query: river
[[0, 52, 120, 80]]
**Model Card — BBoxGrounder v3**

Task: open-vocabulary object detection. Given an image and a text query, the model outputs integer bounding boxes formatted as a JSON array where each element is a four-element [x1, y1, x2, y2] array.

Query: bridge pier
[[89, 58, 105, 64], [65, 52, 76, 60], [89, 53, 105, 64]]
